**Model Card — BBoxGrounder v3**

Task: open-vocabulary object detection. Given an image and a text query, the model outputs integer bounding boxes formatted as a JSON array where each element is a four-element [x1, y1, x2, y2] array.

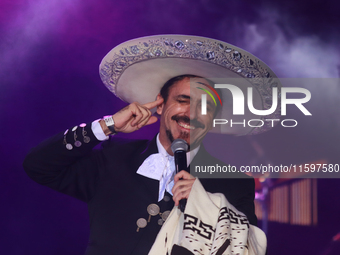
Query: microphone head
[[171, 139, 189, 153]]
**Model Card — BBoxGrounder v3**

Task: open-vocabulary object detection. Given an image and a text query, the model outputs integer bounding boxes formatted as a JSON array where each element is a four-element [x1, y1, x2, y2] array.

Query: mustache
[[171, 115, 205, 129]]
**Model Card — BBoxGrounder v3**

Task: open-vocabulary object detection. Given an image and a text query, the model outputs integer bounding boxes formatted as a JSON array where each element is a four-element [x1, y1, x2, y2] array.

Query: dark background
[[1, 0, 340, 254]]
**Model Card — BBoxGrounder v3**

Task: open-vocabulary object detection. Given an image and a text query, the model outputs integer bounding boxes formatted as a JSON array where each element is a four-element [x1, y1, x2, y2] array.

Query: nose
[[189, 102, 199, 120]]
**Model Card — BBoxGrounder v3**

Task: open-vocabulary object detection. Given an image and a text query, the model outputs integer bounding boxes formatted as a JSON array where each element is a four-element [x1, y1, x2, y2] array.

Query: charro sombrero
[[99, 35, 281, 135]]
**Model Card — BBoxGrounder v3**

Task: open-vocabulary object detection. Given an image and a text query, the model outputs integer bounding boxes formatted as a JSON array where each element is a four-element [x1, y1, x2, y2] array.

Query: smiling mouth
[[171, 115, 205, 130], [177, 121, 195, 130]]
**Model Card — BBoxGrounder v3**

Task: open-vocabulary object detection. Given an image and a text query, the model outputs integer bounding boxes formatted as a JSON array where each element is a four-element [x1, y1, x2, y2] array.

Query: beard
[[166, 129, 189, 143], [165, 114, 205, 149], [165, 129, 190, 151]]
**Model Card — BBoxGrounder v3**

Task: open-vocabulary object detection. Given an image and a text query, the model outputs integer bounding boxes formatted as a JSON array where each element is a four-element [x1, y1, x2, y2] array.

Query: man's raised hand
[[105, 98, 164, 134]]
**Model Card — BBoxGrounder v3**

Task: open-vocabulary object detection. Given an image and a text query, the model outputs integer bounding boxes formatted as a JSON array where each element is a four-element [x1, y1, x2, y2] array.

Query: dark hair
[[160, 74, 200, 103], [159, 74, 221, 117]]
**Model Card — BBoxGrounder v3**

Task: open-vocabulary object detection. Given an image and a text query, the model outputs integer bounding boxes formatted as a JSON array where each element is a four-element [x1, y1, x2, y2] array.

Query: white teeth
[[178, 122, 195, 130]]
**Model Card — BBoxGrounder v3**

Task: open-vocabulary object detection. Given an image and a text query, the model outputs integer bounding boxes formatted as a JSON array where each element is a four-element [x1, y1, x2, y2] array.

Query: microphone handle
[[174, 150, 188, 212]]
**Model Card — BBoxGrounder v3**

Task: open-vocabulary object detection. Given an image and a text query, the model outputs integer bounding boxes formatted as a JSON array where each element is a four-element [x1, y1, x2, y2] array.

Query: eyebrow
[[175, 94, 191, 100], [196, 81, 209, 86], [175, 94, 215, 107]]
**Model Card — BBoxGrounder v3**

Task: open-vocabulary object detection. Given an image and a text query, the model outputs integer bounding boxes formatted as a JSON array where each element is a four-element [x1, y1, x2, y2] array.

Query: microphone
[[171, 139, 189, 212]]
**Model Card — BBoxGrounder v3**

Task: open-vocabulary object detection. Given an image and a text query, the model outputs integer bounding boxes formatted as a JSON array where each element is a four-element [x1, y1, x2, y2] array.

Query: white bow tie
[[137, 153, 176, 202]]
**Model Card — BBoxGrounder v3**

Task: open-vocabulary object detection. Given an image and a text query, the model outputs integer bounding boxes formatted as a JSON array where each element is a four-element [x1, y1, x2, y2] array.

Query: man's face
[[157, 77, 217, 153]]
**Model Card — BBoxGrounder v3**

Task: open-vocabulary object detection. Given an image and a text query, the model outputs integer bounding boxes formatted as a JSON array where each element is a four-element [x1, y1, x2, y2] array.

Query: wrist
[[99, 119, 114, 136]]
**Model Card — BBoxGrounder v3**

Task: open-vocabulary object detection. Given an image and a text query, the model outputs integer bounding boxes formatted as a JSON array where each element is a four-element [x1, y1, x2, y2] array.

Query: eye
[[177, 99, 189, 103], [175, 95, 190, 104], [206, 102, 215, 112]]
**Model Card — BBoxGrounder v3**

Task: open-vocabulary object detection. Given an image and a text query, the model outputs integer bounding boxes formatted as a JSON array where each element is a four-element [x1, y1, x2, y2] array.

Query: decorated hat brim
[[99, 35, 281, 135]]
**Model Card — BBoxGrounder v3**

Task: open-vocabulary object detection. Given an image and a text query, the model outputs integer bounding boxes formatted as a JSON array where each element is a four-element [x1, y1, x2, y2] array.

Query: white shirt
[[91, 120, 199, 201]]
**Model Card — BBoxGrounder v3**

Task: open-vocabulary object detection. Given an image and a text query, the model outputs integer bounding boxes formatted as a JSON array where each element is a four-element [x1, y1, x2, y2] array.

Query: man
[[24, 35, 279, 254]]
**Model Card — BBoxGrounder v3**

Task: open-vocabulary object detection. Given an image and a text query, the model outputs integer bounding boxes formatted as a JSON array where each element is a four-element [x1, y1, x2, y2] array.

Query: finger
[[173, 178, 194, 202], [130, 105, 144, 126], [174, 170, 192, 182], [172, 179, 195, 195], [143, 97, 164, 110], [137, 115, 159, 129], [133, 105, 150, 123], [136, 110, 153, 129], [172, 187, 192, 206], [144, 116, 158, 126]]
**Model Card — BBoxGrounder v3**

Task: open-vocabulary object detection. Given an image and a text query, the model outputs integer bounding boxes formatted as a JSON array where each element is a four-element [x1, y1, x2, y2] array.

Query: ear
[[156, 93, 164, 115]]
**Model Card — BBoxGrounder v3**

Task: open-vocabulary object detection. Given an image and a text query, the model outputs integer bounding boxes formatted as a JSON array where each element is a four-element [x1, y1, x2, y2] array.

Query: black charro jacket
[[23, 123, 257, 255]]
